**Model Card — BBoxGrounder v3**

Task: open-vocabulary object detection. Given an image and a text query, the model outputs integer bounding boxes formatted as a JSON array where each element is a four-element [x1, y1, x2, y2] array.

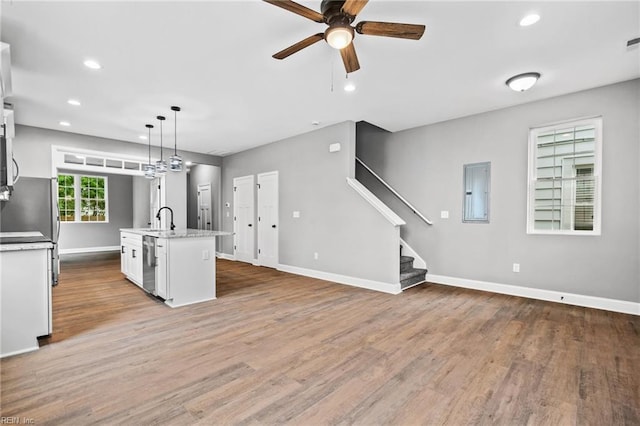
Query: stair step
[[400, 256, 414, 272], [400, 268, 427, 290]]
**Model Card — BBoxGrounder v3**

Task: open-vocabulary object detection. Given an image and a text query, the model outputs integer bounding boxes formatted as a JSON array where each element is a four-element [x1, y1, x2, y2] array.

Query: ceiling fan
[[264, 0, 426, 73]]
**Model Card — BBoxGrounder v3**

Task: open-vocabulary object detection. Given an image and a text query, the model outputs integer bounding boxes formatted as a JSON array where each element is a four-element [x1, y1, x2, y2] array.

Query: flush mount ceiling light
[[143, 124, 156, 179], [67, 99, 81, 106], [138, 135, 147, 140], [83, 59, 101, 70], [169, 106, 183, 172], [519, 14, 540, 27], [155, 116, 167, 174], [325, 24, 354, 49], [59, 121, 71, 127], [506, 72, 541, 92]]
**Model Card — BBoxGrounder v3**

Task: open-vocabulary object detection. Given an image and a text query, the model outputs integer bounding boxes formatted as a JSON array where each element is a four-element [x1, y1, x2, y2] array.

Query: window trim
[[58, 173, 110, 224], [526, 116, 602, 236]]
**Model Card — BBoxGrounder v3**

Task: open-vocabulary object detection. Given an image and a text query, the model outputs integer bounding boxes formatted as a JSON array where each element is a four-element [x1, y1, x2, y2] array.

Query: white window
[[527, 117, 602, 235], [58, 174, 109, 223]]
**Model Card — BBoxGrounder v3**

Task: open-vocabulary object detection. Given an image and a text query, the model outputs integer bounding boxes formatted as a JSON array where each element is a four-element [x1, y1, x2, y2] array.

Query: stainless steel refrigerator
[[0, 176, 60, 285]]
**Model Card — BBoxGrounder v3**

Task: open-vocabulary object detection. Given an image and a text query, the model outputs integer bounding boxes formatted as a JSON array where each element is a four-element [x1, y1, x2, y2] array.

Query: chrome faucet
[[156, 206, 175, 230]]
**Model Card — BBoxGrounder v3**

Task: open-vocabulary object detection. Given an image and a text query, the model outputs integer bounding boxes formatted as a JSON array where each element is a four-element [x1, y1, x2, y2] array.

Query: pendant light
[[143, 124, 155, 179], [155, 115, 167, 174], [169, 106, 183, 172]]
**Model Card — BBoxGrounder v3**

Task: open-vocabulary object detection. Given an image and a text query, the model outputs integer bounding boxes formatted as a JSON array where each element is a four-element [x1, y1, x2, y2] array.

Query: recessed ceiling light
[[505, 72, 541, 92], [139, 135, 147, 140], [83, 59, 101, 70], [520, 14, 540, 27], [59, 121, 71, 127], [344, 82, 356, 92], [311, 120, 320, 126], [185, 161, 193, 166], [67, 99, 81, 106]]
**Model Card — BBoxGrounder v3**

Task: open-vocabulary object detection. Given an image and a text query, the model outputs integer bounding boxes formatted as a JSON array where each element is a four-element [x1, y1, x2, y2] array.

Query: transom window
[[527, 117, 602, 235], [58, 174, 108, 222]]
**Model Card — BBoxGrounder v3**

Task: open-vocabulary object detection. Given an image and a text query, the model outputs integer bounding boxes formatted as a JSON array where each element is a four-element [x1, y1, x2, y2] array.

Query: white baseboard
[[400, 238, 427, 269], [278, 264, 401, 295], [427, 274, 640, 316], [1, 345, 39, 359], [59, 246, 119, 255], [216, 252, 236, 261]]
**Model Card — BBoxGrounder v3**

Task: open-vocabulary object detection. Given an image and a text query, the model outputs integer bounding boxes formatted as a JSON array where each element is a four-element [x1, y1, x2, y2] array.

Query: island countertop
[[120, 228, 232, 239]]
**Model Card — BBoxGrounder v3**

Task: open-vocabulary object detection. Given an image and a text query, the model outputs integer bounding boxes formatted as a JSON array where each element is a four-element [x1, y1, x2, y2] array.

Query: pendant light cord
[[145, 124, 153, 165], [174, 109, 178, 155], [159, 119, 163, 161]]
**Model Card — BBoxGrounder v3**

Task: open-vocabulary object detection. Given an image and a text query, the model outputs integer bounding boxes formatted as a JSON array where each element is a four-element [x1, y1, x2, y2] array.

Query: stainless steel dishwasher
[[142, 235, 157, 295]]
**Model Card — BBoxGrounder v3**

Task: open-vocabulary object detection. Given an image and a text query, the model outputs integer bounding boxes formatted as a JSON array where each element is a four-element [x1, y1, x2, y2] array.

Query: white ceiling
[[2, 1, 639, 156]]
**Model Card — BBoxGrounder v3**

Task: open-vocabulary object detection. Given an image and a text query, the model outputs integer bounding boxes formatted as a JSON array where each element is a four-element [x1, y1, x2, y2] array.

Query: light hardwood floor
[[1, 253, 638, 425]]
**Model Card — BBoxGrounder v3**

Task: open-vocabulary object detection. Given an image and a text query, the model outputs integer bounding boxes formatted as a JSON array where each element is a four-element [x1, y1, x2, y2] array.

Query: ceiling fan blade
[[263, 0, 324, 23], [340, 42, 360, 73], [341, 0, 369, 17], [355, 21, 426, 40], [273, 33, 325, 60]]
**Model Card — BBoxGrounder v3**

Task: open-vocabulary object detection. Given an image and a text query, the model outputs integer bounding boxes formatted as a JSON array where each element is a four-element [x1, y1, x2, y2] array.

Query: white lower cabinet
[[120, 232, 143, 286], [155, 239, 168, 299]]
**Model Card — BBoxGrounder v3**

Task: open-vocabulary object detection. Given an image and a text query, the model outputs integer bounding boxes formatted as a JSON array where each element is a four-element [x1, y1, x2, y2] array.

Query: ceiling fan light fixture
[[506, 72, 541, 92], [325, 25, 354, 49]]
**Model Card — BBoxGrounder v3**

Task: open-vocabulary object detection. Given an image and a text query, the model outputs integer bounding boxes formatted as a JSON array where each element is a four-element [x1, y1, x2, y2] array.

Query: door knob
[[248, 224, 253, 227], [272, 225, 277, 228]]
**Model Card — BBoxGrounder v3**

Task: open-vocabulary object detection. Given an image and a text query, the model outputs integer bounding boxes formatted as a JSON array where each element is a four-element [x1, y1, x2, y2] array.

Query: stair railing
[[356, 157, 433, 226]]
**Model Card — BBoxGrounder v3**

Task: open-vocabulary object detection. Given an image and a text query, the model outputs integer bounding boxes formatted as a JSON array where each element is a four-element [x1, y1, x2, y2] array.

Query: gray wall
[[187, 164, 221, 230], [356, 79, 640, 303], [221, 121, 400, 284], [57, 170, 133, 251], [12, 124, 222, 179], [132, 176, 151, 228]]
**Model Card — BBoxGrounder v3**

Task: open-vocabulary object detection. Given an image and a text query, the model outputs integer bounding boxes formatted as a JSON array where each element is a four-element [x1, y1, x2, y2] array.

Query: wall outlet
[[314, 252, 319, 260], [202, 250, 210, 260], [293, 211, 300, 218], [440, 210, 449, 219], [226, 211, 229, 217], [513, 263, 520, 273]]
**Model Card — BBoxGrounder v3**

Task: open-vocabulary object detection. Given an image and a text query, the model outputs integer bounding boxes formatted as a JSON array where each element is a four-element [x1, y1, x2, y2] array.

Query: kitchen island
[[120, 228, 231, 308]]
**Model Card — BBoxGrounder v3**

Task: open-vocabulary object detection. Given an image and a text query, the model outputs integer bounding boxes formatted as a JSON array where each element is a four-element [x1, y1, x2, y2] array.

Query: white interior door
[[197, 183, 212, 230], [257, 171, 279, 268], [233, 175, 255, 263]]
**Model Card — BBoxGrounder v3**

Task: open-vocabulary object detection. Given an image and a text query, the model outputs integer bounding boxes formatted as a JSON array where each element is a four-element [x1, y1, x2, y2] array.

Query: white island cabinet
[[120, 229, 231, 308]]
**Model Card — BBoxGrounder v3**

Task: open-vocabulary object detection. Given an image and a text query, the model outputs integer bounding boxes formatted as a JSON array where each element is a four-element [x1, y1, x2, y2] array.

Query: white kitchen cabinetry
[[120, 231, 143, 286], [0, 241, 52, 358], [155, 240, 168, 299]]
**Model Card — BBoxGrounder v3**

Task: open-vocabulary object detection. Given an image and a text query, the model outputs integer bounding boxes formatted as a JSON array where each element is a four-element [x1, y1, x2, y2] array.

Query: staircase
[[400, 251, 428, 290]]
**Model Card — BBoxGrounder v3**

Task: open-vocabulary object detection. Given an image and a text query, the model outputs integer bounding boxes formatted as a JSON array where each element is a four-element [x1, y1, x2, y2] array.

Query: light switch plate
[[293, 211, 300, 218], [329, 142, 341, 153], [440, 210, 449, 219]]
